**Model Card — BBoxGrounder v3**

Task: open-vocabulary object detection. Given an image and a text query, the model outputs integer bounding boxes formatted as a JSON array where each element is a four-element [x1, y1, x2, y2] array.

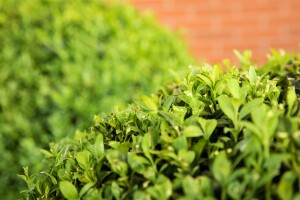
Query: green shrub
[[0, 0, 194, 198], [20, 51, 300, 199]]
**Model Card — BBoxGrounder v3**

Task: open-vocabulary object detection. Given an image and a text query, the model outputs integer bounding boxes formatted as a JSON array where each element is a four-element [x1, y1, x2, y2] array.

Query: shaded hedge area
[[20, 51, 300, 200], [0, 0, 194, 198]]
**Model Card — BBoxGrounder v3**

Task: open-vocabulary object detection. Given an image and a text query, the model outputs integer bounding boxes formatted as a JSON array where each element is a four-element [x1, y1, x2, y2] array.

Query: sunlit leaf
[[141, 95, 157, 113], [239, 98, 263, 120], [59, 181, 78, 200], [277, 171, 296, 200], [75, 150, 91, 170], [183, 125, 203, 137], [218, 95, 240, 123], [94, 134, 105, 159]]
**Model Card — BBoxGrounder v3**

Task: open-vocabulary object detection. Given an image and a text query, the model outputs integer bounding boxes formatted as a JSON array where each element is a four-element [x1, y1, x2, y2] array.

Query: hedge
[[0, 0, 194, 198], [19, 50, 300, 200]]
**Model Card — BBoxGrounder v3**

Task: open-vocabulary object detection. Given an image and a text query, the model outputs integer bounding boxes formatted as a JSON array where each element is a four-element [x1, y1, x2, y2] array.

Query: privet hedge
[[20, 51, 300, 200], [0, 0, 194, 198]]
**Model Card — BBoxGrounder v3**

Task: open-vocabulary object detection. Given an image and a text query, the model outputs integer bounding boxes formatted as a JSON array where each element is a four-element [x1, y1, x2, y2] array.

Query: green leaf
[[233, 49, 252, 67], [239, 98, 263, 120], [94, 134, 105, 159], [41, 172, 57, 184], [133, 191, 149, 200], [40, 149, 53, 158], [17, 174, 27, 183], [79, 182, 95, 198], [172, 105, 187, 125], [172, 136, 188, 151], [213, 64, 221, 83], [59, 181, 78, 200], [251, 105, 267, 129], [241, 121, 261, 139], [198, 176, 214, 197], [249, 66, 257, 85], [75, 150, 91, 170], [112, 161, 128, 177], [227, 79, 240, 99], [227, 181, 244, 200], [198, 118, 217, 140], [277, 171, 296, 200], [141, 95, 157, 113], [147, 176, 172, 200], [218, 95, 240, 123], [127, 153, 150, 175], [142, 132, 153, 162], [45, 184, 50, 198], [212, 151, 231, 185], [163, 96, 176, 111], [286, 88, 297, 116], [57, 169, 71, 180], [111, 181, 122, 200], [197, 74, 213, 88], [183, 125, 203, 137], [158, 111, 177, 127], [182, 176, 199, 197], [192, 139, 207, 159], [178, 149, 195, 165]]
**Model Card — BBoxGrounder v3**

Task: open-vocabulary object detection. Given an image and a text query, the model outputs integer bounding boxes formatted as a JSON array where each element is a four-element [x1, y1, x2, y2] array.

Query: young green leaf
[[163, 96, 176, 111], [141, 95, 157, 113], [233, 49, 252, 68], [183, 125, 203, 137], [239, 98, 263, 120], [75, 150, 91, 170], [79, 182, 95, 198], [227, 79, 240, 99], [286, 88, 297, 116], [197, 118, 217, 140], [142, 132, 153, 162], [172, 136, 188, 151], [94, 134, 105, 159], [249, 66, 257, 85], [41, 172, 58, 185], [197, 74, 213, 88], [59, 181, 79, 200], [218, 95, 240, 123], [178, 149, 195, 165]]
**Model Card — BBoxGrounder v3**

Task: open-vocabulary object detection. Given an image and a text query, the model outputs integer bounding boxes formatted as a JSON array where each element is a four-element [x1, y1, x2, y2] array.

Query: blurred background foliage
[[0, 0, 195, 198]]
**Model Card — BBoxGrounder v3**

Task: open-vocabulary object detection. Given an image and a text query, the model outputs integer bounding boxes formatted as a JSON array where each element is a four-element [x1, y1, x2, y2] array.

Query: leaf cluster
[[20, 51, 300, 200]]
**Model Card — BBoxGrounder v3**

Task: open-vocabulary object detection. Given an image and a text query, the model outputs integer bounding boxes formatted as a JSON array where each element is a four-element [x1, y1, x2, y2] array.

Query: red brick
[[124, 0, 300, 62]]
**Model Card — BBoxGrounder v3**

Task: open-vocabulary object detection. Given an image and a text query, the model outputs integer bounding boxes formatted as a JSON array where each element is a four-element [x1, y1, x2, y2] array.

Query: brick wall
[[124, 0, 300, 63]]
